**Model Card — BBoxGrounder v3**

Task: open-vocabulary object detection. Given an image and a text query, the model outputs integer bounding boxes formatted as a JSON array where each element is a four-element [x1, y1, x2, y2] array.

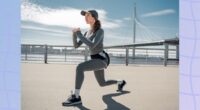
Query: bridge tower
[[132, 3, 136, 58]]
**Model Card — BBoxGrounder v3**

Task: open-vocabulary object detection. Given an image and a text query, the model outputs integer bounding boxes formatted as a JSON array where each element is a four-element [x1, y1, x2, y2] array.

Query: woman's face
[[85, 12, 95, 24]]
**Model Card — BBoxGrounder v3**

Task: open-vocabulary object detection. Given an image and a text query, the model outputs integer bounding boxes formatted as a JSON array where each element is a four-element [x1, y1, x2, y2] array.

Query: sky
[[21, 0, 179, 46]]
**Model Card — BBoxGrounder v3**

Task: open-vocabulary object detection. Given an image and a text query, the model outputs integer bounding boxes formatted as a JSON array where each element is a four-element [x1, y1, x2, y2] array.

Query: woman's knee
[[99, 83, 105, 87], [97, 80, 106, 87], [76, 63, 84, 73]]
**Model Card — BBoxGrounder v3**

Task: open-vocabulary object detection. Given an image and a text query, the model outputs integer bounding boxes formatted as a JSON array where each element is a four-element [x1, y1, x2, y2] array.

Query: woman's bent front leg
[[75, 59, 107, 89]]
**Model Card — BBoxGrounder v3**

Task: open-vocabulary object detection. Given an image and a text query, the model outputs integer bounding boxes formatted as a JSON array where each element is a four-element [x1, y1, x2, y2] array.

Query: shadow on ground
[[73, 104, 90, 110], [63, 103, 90, 110], [102, 91, 131, 110]]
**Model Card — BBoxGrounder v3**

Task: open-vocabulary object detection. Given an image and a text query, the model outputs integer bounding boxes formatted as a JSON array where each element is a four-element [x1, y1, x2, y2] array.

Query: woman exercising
[[62, 10, 126, 106]]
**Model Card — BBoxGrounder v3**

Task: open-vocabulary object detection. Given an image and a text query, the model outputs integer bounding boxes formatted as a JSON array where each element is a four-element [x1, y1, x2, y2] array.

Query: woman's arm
[[75, 29, 103, 49], [72, 32, 83, 48]]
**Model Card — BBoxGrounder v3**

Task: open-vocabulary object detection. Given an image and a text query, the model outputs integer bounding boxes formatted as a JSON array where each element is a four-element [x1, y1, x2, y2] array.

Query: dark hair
[[93, 19, 101, 33]]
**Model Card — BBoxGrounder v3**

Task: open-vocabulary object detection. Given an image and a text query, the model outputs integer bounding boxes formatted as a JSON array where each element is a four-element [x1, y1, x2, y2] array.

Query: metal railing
[[104, 38, 179, 66], [21, 39, 179, 66]]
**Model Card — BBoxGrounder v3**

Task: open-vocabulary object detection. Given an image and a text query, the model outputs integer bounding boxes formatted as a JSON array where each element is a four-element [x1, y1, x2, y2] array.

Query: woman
[[62, 10, 126, 106]]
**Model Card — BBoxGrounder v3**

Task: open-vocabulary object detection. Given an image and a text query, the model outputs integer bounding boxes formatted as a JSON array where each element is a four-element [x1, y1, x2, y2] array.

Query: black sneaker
[[117, 80, 126, 92], [62, 94, 82, 106]]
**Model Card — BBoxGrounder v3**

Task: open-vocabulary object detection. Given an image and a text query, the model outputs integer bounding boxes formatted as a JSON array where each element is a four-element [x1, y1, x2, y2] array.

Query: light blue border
[[180, 0, 200, 110], [0, 0, 20, 110], [0, 0, 200, 110]]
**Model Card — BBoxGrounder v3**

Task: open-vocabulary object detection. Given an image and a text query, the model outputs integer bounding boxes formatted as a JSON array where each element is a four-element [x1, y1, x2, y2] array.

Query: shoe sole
[[62, 101, 82, 106]]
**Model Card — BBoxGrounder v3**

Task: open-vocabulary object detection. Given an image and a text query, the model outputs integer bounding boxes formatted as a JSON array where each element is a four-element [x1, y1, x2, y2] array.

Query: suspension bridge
[[105, 3, 179, 66]]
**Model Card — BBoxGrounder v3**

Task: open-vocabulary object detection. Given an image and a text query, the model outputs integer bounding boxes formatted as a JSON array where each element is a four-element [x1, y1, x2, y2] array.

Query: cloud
[[21, 25, 71, 35], [141, 9, 176, 18], [21, 0, 121, 29], [123, 17, 131, 21]]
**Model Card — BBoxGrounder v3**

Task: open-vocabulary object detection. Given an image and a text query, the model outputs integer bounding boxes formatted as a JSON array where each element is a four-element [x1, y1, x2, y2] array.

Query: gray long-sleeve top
[[73, 28, 104, 55]]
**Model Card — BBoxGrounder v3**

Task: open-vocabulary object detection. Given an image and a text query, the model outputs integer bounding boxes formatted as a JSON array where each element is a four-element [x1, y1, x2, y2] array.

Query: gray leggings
[[75, 59, 117, 89]]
